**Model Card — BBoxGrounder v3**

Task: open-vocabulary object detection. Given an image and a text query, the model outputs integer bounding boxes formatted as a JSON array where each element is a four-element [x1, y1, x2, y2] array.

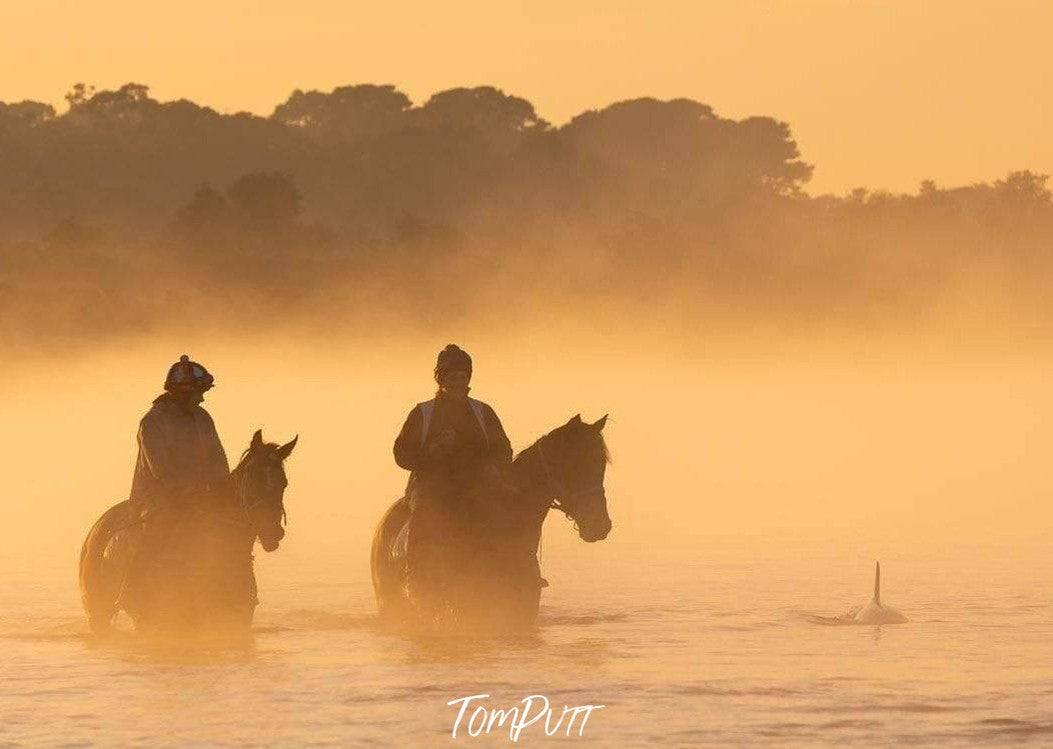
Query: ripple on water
[[669, 682, 808, 698], [802, 702, 964, 714], [539, 611, 628, 625], [969, 718, 1053, 738], [257, 609, 380, 632]]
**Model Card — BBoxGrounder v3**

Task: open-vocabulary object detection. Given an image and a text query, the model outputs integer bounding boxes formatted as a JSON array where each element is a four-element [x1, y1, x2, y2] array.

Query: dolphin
[[808, 562, 908, 625]]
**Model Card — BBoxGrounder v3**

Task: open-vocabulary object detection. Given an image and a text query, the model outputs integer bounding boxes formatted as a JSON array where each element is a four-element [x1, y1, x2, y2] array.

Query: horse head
[[234, 430, 298, 552], [536, 414, 612, 543]]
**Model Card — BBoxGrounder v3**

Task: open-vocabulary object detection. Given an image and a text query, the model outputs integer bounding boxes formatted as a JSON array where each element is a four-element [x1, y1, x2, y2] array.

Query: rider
[[128, 354, 230, 518], [394, 344, 512, 487], [393, 344, 513, 603], [122, 354, 230, 613]]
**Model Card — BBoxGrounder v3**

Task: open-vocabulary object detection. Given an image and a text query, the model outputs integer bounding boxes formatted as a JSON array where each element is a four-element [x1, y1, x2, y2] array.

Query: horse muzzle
[[259, 526, 285, 552], [571, 488, 612, 543], [579, 518, 612, 543]]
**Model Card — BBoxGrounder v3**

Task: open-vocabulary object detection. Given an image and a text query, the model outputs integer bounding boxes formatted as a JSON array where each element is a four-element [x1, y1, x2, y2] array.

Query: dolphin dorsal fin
[[874, 561, 881, 605]]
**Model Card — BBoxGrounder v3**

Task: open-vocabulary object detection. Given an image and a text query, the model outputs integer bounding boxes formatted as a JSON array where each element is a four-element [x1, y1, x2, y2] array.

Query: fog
[[3, 84, 1052, 352], [3, 327, 1050, 588], [3, 82, 1051, 582]]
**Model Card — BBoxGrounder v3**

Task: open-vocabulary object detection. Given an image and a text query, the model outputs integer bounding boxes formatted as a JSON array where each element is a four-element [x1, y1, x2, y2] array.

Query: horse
[[79, 430, 297, 637], [371, 414, 612, 630]]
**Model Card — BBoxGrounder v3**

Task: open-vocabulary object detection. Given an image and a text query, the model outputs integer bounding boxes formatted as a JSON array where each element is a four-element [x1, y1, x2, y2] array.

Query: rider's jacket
[[393, 392, 512, 486], [128, 393, 229, 514]]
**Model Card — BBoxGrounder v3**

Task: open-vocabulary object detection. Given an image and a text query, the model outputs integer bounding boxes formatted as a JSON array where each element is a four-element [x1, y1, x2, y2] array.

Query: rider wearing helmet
[[393, 345, 513, 607], [128, 355, 230, 517], [121, 355, 230, 615], [394, 344, 512, 489]]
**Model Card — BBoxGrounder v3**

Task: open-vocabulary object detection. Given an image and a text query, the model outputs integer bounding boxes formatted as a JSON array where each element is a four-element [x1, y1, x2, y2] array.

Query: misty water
[[2, 338, 1051, 746], [4, 543, 1053, 746]]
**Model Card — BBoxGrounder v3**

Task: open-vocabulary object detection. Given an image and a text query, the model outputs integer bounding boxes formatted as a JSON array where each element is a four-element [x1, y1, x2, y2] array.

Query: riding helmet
[[164, 354, 215, 392]]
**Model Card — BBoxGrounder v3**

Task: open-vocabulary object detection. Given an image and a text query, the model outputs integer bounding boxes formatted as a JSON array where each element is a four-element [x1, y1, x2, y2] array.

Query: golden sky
[[2, 0, 1050, 193]]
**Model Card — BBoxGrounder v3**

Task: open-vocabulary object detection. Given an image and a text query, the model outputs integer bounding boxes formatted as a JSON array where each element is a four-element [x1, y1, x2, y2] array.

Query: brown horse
[[79, 430, 297, 637], [371, 414, 612, 630]]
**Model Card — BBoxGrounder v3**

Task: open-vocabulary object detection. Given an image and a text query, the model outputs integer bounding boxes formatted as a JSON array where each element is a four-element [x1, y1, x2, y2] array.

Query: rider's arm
[[485, 406, 513, 465], [393, 405, 428, 471], [137, 415, 174, 485], [198, 410, 230, 483], [136, 415, 192, 508]]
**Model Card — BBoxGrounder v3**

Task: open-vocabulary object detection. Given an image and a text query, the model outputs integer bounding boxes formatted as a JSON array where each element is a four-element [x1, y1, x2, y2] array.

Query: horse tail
[[79, 500, 134, 635], [371, 497, 411, 621]]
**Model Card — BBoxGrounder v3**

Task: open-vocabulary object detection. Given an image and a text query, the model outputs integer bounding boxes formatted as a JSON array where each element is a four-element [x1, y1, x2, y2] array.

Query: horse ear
[[593, 414, 608, 431], [251, 429, 264, 450], [277, 435, 298, 461], [569, 414, 583, 425]]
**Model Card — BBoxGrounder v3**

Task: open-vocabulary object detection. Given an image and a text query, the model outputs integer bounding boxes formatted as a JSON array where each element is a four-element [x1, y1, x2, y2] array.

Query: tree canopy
[[0, 82, 1049, 346]]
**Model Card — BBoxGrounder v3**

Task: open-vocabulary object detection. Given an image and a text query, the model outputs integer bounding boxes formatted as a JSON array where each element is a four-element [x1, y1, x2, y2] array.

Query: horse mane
[[589, 430, 613, 464], [514, 420, 612, 464], [234, 441, 281, 472], [601, 434, 612, 464]]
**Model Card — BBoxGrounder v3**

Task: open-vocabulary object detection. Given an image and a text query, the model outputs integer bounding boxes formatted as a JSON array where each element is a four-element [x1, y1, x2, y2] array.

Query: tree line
[[1, 82, 1050, 344]]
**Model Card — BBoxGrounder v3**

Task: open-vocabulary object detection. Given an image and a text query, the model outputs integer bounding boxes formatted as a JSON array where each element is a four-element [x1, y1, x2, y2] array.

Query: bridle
[[112, 449, 288, 534], [534, 434, 606, 516], [231, 453, 287, 531]]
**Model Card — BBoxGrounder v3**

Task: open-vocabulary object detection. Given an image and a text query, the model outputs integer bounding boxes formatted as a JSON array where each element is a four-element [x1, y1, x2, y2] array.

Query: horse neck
[[206, 464, 243, 516], [200, 467, 258, 549], [509, 441, 557, 533]]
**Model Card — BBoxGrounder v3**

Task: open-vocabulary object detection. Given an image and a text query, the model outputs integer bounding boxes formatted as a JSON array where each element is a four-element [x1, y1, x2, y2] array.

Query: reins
[[106, 504, 251, 534], [529, 432, 606, 572], [111, 458, 284, 534], [232, 458, 287, 529], [534, 436, 605, 512]]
